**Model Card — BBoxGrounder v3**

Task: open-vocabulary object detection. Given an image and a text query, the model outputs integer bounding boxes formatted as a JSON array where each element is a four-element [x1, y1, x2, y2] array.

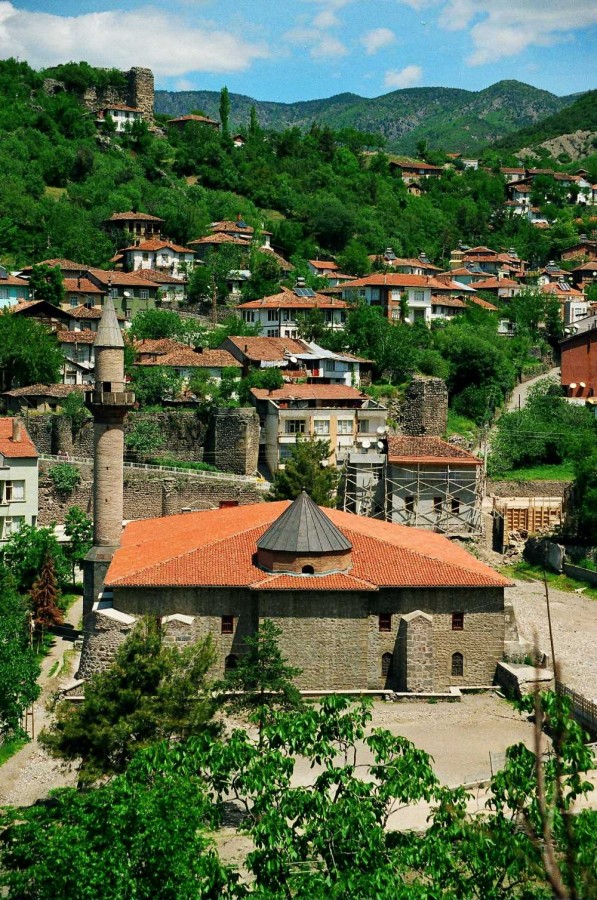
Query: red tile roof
[[106, 501, 509, 590], [167, 114, 219, 126], [309, 259, 339, 271], [18, 258, 87, 273], [237, 287, 347, 310], [100, 103, 141, 113], [472, 277, 520, 290], [431, 295, 467, 308], [225, 336, 310, 361], [0, 418, 38, 458], [466, 296, 498, 311], [251, 384, 367, 402], [58, 329, 96, 345], [63, 278, 105, 294], [3, 383, 85, 398], [68, 304, 125, 321], [86, 268, 160, 288], [122, 239, 195, 254], [344, 273, 431, 288], [188, 233, 248, 247], [387, 436, 481, 467], [138, 347, 240, 368], [107, 211, 164, 222], [210, 220, 254, 235], [134, 269, 187, 284], [541, 283, 585, 298], [0, 274, 29, 287]]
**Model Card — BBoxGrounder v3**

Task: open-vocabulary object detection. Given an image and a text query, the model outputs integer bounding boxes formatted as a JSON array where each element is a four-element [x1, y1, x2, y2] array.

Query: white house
[[0, 418, 38, 543], [236, 284, 349, 338], [58, 330, 96, 385], [97, 104, 143, 132], [121, 239, 196, 278], [341, 274, 433, 325], [249, 383, 387, 475]]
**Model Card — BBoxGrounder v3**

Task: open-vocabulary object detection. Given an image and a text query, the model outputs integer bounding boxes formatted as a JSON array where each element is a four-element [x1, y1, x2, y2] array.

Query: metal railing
[[556, 681, 597, 734], [40, 453, 268, 487]]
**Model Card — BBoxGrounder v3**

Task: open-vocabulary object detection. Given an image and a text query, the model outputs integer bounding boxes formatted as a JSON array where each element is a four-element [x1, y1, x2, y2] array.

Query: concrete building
[[120, 239, 196, 277], [342, 273, 433, 325], [0, 418, 38, 542], [78, 492, 510, 692], [250, 383, 387, 475], [83, 297, 135, 620], [0, 268, 30, 309], [385, 437, 483, 536]]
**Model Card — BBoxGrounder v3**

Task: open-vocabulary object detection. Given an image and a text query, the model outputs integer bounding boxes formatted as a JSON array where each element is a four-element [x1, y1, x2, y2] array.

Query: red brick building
[[560, 314, 597, 399]]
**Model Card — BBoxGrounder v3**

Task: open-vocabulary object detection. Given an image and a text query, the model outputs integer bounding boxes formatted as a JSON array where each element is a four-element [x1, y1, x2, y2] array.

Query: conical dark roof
[[257, 492, 352, 554], [95, 296, 124, 349]]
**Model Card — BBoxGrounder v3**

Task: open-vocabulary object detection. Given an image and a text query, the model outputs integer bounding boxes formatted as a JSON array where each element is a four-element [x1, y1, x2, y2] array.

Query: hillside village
[[1, 57, 597, 897]]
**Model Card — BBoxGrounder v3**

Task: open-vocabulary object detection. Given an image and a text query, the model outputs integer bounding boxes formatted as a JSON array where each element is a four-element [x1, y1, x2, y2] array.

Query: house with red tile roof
[[105, 211, 164, 243], [341, 273, 438, 325], [220, 336, 372, 386], [89, 492, 509, 691], [469, 277, 522, 300], [540, 282, 589, 325], [121, 238, 196, 278], [0, 418, 38, 543], [0, 268, 31, 308], [97, 103, 143, 132], [85, 268, 160, 320], [166, 114, 220, 131], [134, 342, 241, 385], [369, 249, 441, 276], [58, 329, 97, 385], [386, 436, 483, 536], [561, 313, 597, 399], [237, 282, 349, 338], [250, 383, 386, 474]]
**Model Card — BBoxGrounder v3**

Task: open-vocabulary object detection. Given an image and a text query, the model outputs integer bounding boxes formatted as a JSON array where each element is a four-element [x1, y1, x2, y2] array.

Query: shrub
[[49, 463, 81, 493]]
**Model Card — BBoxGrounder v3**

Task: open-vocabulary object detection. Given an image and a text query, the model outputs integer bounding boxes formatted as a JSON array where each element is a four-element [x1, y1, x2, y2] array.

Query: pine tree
[[219, 85, 230, 136], [269, 435, 339, 506], [30, 555, 63, 638]]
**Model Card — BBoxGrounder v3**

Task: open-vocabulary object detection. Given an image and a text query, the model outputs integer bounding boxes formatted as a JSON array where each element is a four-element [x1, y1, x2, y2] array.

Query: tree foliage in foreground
[[40, 617, 218, 784], [216, 619, 303, 743], [0, 565, 40, 740], [269, 434, 340, 506], [0, 523, 70, 593]]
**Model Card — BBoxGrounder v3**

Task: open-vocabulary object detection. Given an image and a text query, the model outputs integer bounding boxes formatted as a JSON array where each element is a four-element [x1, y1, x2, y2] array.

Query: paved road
[[507, 367, 560, 412]]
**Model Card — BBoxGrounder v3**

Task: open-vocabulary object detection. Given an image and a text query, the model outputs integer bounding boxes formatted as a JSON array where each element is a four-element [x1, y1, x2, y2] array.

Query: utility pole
[[211, 275, 217, 327]]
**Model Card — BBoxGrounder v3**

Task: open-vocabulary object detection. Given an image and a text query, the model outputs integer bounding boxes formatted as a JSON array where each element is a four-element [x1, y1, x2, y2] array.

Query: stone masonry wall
[[401, 376, 448, 437], [203, 408, 260, 475], [106, 583, 504, 691], [38, 459, 263, 526]]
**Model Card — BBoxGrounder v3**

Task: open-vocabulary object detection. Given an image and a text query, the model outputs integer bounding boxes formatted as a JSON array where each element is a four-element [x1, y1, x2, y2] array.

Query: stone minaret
[[82, 298, 134, 619]]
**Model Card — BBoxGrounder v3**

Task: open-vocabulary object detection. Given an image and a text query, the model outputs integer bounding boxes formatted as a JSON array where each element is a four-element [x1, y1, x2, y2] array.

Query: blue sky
[[1, 1, 595, 101]]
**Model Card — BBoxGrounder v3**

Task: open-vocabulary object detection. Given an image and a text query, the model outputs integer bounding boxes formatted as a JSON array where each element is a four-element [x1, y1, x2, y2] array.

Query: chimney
[[219, 499, 239, 509], [12, 418, 22, 443]]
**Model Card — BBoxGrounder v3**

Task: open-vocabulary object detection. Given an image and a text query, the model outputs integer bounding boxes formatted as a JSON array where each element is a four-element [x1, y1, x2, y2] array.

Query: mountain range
[[155, 80, 586, 155]]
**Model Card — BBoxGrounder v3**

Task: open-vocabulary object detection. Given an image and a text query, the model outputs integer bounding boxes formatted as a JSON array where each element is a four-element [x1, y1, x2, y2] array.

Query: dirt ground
[[506, 578, 597, 699]]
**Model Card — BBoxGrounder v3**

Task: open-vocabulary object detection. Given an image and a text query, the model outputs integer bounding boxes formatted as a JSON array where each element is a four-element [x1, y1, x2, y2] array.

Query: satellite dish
[[361, 439, 371, 449], [289, 356, 298, 363], [376, 425, 386, 434], [377, 441, 385, 449]]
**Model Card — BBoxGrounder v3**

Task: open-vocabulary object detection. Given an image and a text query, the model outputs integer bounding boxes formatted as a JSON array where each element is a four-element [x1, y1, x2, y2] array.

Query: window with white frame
[[2, 481, 25, 503], [111, 288, 118, 299], [337, 419, 353, 434], [313, 419, 330, 435], [243, 311, 255, 322], [266, 329, 278, 337], [140, 289, 149, 300], [267, 310, 279, 321], [357, 419, 370, 433], [285, 420, 306, 434], [2, 516, 24, 538], [414, 290, 425, 303]]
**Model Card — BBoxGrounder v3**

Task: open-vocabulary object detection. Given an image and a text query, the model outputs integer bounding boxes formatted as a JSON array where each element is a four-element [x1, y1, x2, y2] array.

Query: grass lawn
[[446, 409, 478, 439], [491, 462, 575, 481], [0, 736, 28, 767], [501, 560, 597, 601]]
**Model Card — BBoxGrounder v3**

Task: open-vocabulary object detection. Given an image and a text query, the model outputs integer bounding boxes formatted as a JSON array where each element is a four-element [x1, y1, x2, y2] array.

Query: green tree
[[0, 754, 233, 899], [295, 306, 327, 342], [130, 366, 183, 406], [1, 523, 69, 593], [337, 238, 371, 276], [61, 388, 91, 433], [269, 434, 339, 506], [0, 313, 62, 391], [29, 555, 63, 643], [216, 619, 302, 744], [63, 506, 93, 584], [0, 564, 40, 740], [40, 617, 217, 784], [219, 85, 230, 136], [130, 308, 205, 344], [125, 417, 166, 455], [28, 263, 65, 306], [49, 462, 81, 493]]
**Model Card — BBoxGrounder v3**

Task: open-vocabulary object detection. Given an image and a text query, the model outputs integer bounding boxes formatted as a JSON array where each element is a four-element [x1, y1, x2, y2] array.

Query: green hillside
[[491, 89, 597, 153], [155, 80, 576, 155]]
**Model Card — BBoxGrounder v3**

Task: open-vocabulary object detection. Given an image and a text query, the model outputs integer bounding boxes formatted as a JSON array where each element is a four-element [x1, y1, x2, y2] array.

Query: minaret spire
[[82, 299, 134, 619]]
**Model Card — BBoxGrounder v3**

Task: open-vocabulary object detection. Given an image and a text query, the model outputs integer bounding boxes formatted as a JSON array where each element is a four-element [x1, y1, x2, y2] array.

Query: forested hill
[[155, 80, 579, 155], [490, 89, 597, 157]]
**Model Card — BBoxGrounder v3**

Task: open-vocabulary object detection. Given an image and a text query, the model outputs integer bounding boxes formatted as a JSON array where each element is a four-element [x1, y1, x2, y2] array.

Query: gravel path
[[507, 578, 597, 699], [507, 367, 560, 412], [0, 600, 82, 807]]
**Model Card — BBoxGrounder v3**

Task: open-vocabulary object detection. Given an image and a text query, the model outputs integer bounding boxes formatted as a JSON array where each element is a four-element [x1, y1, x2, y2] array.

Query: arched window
[[302, 564, 315, 574], [381, 652, 393, 678], [451, 652, 464, 677], [225, 654, 238, 672]]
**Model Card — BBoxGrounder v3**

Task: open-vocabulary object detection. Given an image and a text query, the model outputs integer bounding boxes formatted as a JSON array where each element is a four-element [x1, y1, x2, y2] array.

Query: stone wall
[[401, 376, 448, 437], [26, 407, 258, 471], [104, 582, 505, 691], [38, 459, 263, 526]]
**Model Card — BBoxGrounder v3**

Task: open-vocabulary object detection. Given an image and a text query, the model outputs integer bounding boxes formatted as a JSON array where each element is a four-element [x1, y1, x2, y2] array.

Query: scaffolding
[[342, 455, 484, 537]]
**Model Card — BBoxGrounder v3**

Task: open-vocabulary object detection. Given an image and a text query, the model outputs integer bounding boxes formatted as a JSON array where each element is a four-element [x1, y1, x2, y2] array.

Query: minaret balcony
[[85, 389, 135, 411]]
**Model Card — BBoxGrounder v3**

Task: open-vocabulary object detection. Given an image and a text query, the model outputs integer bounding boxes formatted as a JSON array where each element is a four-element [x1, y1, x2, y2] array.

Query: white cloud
[[0, 2, 268, 75], [313, 9, 340, 28], [384, 64, 423, 88], [310, 35, 349, 59], [437, 0, 597, 65], [361, 27, 396, 55]]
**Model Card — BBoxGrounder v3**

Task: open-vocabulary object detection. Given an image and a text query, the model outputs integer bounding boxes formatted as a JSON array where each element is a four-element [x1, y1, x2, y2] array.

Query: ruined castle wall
[[401, 376, 448, 437]]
